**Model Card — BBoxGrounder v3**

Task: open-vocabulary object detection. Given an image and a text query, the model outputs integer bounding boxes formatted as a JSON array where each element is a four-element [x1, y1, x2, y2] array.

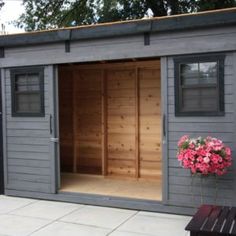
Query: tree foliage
[[16, 0, 236, 31], [0, 0, 4, 11]]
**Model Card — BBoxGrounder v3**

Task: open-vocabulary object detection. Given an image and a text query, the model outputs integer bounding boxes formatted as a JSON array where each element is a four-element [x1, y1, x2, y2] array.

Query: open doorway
[[58, 60, 162, 201]]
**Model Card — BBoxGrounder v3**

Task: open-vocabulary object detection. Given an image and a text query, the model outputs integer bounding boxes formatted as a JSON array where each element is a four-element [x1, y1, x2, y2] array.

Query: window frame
[[11, 66, 45, 117], [174, 54, 225, 117]]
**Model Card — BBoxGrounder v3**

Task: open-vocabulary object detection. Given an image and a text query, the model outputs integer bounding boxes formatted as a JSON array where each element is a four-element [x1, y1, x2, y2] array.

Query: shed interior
[[58, 60, 162, 200]]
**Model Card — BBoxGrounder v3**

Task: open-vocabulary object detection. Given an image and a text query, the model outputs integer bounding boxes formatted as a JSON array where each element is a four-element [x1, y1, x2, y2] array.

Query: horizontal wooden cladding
[[7, 181, 51, 193], [169, 175, 233, 187], [8, 173, 50, 184], [167, 51, 234, 200], [170, 185, 232, 199], [66, 60, 161, 70], [2, 26, 236, 68], [7, 137, 49, 145], [6, 121, 49, 130], [8, 166, 51, 176], [168, 195, 233, 208], [7, 151, 50, 160], [7, 144, 49, 153], [168, 122, 233, 133], [8, 159, 50, 168]]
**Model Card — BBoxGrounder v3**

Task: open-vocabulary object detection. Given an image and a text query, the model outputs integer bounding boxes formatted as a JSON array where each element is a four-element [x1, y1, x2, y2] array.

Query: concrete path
[[0, 195, 191, 236]]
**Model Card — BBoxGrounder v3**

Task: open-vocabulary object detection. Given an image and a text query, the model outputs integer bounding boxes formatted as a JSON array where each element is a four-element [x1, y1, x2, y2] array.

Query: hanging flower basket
[[177, 136, 232, 176]]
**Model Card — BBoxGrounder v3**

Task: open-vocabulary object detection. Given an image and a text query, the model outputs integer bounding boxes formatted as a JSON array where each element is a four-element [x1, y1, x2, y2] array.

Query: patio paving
[[0, 195, 191, 236]]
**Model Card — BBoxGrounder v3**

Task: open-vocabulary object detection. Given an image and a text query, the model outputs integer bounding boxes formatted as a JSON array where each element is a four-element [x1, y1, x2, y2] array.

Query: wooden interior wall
[[107, 69, 136, 177], [73, 69, 102, 174], [58, 67, 74, 172], [59, 60, 161, 180], [139, 67, 162, 179]]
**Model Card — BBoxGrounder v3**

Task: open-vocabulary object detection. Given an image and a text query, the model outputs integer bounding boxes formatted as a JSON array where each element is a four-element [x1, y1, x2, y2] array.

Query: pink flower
[[177, 135, 232, 176], [203, 157, 210, 164], [197, 156, 203, 162], [225, 147, 231, 156], [178, 135, 189, 147]]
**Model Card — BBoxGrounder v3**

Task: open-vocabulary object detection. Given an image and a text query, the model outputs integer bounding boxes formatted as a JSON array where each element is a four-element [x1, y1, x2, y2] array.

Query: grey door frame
[[48, 65, 60, 193], [161, 57, 169, 204], [0, 70, 4, 194], [53, 65, 60, 190]]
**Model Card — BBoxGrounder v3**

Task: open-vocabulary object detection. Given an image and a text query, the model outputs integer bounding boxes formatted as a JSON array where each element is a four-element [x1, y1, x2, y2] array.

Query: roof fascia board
[[0, 10, 235, 47]]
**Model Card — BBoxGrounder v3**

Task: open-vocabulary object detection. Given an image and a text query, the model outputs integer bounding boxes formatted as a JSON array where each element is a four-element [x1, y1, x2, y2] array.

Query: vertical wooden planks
[[135, 67, 140, 178], [73, 70, 77, 173], [58, 67, 74, 172], [75, 69, 102, 174], [101, 70, 107, 176], [107, 68, 136, 177], [139, 64, 162, 179]]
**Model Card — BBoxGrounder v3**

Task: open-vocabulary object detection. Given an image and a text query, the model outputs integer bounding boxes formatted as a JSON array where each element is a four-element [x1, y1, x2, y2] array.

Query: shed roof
[[0, 7, 236, 47]]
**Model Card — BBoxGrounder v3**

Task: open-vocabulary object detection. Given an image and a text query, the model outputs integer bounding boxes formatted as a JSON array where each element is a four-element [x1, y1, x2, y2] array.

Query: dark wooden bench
[[185, 205, 236, 236]]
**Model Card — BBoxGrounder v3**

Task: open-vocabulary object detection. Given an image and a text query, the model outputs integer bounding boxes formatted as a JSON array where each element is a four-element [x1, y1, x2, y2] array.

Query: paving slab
[[0, 196, 192, 236], [10, 200, 83, 220], [31, 221, 111, 236], [60, 205, 137, 229], [0, 196, 36, 214], [118, 212, 191, 236], [0, 214, 51, 236]]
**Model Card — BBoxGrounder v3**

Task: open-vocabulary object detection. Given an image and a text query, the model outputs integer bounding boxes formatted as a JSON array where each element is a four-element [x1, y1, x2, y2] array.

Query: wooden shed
[[0, 8, 236, 214]]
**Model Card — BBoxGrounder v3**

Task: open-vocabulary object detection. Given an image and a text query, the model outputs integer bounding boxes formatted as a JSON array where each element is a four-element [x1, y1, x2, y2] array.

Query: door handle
[[49, 114, 53, 134], [50, 137, 59, 143], [162, 114, 166, 137]]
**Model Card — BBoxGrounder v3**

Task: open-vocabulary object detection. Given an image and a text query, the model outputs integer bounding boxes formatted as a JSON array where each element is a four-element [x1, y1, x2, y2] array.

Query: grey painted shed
[[0, 7, 236, 215]]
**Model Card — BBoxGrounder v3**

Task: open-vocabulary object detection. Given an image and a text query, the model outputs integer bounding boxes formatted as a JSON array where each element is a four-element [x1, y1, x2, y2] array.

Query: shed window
[[174, 55, 225, 116], [11, 67, 44, 117]]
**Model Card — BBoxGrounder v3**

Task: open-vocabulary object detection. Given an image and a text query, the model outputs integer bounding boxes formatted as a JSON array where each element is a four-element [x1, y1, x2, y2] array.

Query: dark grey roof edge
[[0, 9, 236, 47]]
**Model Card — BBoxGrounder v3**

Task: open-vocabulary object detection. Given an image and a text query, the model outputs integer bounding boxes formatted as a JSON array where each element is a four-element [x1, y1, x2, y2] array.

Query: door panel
[[0, 71, 4, 194], [5, 66, 56, 194]]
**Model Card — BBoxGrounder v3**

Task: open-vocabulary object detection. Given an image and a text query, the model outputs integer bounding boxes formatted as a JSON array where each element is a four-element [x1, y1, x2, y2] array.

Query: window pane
[[27, 74, 40, 91], [182, 88, 218, 112], [15, 73, 40, 92], [181, 63, 199, 85], [16, 93, 41, 113], [16, 97, 29, 112], [175, 56, 224, 116], [15, 75, 28, 91], [181, 62, 218, 85], [12, 67, 44, 116], [199, 62, 217, 84]]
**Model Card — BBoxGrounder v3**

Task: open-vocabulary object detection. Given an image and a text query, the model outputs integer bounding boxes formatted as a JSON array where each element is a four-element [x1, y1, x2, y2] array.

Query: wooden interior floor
[[60, 173, 162, 201]]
